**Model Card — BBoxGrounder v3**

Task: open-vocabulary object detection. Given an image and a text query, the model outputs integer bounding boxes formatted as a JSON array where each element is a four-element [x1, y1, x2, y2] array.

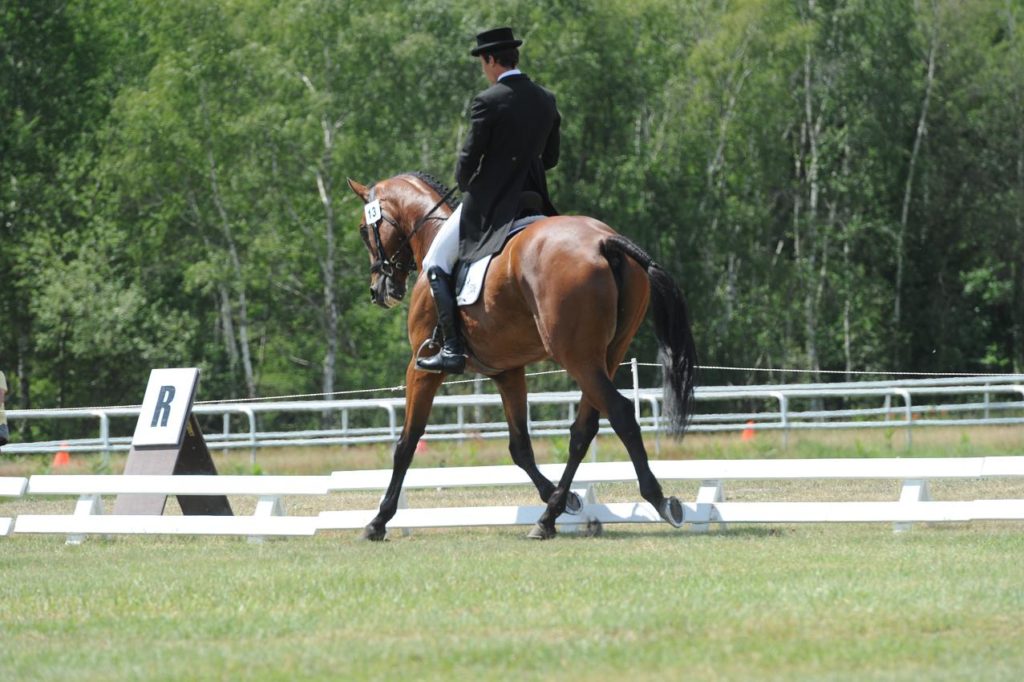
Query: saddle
[[453, 191, 549, 305], [454, 213, 546, 305]]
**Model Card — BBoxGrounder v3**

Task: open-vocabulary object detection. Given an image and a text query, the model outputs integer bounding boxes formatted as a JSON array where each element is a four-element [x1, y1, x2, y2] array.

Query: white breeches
[[421, 204, 462, 275]]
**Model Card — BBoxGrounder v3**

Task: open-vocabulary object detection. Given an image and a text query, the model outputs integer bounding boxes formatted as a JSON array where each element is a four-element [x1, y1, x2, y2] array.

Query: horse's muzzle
[[370, 275, 405, 309]]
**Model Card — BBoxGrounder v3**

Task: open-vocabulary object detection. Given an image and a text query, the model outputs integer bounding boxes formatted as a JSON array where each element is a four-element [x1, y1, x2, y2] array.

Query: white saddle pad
[[455, 216, 545, 306], [456, 255, 493, 306]]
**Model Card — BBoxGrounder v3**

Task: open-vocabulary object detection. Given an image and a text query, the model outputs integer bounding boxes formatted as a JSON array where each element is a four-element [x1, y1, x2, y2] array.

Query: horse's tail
[[601, 235, 698, 437]]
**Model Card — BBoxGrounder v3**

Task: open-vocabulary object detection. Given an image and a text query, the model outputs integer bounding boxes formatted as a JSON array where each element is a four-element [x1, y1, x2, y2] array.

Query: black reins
[[364, 184, 457, 278]]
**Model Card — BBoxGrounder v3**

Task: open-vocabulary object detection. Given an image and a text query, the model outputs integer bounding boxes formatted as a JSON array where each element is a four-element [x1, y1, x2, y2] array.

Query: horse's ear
[[347, 178, 370, 203]]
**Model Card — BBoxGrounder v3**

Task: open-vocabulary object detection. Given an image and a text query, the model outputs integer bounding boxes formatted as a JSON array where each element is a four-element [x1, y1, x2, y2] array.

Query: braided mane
[[401, 171, 459, 210]]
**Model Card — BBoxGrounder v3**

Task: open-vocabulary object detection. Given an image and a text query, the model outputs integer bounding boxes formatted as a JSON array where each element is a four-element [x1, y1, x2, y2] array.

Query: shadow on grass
[[549, 524, 787, 541]]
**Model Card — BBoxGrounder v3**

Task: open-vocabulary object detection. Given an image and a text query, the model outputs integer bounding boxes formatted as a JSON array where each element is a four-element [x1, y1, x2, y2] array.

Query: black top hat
[[470, 27, 523, 56]]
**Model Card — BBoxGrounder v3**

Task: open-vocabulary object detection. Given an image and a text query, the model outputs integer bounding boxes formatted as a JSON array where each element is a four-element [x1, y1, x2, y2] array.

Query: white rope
[[198, 384, 407, 404], [14, 363, 1022, 414], [21, 371, 571, 413], [640, 363, 1021, 378]]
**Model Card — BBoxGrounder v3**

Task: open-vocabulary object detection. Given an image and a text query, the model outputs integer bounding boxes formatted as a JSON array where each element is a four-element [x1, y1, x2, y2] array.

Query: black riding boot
[[416, 266, 466, 374]]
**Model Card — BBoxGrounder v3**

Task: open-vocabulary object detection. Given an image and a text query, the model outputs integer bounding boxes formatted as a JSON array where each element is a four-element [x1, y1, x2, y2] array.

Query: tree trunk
[[844, 236, 852, 378], [315, 110, 346, 413], [218, 282, 240, 375], [206, 146, 257, 398], [17, 334, 30, 411], [895, 19, 938, 337], [316, 160, 338, 404], [299, 72, 344, 409], [199, 83, 257, 398], [797, 8, 823, 382], [1009, 1, 1024, 372]]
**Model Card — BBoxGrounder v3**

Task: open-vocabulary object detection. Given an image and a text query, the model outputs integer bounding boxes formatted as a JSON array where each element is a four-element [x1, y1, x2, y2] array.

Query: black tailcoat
[[455, 73, 560, 263]]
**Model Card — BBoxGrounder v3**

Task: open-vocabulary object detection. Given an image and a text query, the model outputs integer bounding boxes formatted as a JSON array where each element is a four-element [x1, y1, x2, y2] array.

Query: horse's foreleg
[[492, 369, 556, 503], [529, 401, 600, 540], [363, 362, 443, 541]]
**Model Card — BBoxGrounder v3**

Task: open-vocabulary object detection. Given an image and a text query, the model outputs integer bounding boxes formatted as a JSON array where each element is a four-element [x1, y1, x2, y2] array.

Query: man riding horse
[[418, 27, 561, 375], [345, 28, 698, 540]]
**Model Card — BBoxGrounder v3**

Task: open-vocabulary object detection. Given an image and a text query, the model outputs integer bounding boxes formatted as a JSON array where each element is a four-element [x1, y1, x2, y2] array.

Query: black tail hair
[[601, 236, 698, 437]]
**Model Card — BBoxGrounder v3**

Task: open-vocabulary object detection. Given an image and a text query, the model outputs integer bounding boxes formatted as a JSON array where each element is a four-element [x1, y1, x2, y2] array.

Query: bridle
[[361, 184, 458, 279]]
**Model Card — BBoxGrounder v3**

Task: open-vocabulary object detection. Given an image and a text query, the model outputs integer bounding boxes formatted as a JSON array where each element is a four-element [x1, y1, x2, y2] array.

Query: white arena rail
[[1, 477, 28, 536], [4, 372, 1023, 459], [320, 457, 1024, 532], [12, 475, 330, 542], [4, 456, 1024, 540]]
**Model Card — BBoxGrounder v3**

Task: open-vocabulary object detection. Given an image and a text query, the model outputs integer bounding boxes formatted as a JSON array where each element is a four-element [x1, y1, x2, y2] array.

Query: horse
[[346, 171, 698, 540]]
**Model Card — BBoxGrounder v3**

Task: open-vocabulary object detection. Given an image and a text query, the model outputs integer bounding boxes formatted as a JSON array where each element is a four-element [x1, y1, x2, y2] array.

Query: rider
[[417, 26, 561, 374]]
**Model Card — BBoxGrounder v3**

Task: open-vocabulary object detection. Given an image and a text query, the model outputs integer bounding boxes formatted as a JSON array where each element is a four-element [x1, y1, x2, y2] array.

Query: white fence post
[[97, 411, 111, 469], [893, 479, 931, 533], [631, 357, 641, 423], [67, 494, 104, 546], [692, 480, 725, 533], [773, 393, 789, 449], [249, 495, 286, 544], [896, 389, 913, 450]]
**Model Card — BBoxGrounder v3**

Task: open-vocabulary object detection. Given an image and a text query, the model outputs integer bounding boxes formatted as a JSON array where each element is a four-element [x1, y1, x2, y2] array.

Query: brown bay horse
[[346, 171, 698, 540]]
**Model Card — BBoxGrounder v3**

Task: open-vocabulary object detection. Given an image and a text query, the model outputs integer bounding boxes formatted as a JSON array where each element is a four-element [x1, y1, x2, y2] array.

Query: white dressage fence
[[3, 456, 1024, 541], [4, 371, 1024, 460], [0, 476, 27, 536]]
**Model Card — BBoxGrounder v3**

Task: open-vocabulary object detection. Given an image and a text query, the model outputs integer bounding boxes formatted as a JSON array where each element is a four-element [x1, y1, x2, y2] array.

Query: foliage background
[[2, 0, 1023, 436]]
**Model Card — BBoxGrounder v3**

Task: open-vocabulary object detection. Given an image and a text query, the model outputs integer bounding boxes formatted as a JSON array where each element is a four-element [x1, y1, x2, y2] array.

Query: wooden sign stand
[[113, 368, 233, 517]]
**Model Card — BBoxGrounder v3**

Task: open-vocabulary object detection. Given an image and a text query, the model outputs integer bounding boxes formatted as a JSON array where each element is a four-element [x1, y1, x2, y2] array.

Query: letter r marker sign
[[151, 386, 176, 427], [132, 368, 199, 448], [117, 367, 231, 517]]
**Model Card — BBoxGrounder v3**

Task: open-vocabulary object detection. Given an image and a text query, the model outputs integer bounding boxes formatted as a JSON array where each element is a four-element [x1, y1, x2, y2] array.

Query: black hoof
[[527, 522, 556, 540], [361, 524, 388, 542], [565, 491, 583, 515], [659, 496, 685, 528]]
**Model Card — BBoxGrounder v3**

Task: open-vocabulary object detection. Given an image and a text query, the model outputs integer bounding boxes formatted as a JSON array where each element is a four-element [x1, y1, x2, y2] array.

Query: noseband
[[361, 184, 458, 280]]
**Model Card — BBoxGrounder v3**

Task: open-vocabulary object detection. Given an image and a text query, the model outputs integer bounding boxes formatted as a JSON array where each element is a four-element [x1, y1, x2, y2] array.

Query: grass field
[[2, 427, 1024, 680]]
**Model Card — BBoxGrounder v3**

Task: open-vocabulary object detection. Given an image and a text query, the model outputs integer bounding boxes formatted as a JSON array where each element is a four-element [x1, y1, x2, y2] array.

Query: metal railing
[[4, 366, 1023, 462]]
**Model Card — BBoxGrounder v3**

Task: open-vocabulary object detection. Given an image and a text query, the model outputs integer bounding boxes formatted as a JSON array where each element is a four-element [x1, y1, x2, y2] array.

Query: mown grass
[[2, 427, 1024, 680], [2, 524, 1023, 681]]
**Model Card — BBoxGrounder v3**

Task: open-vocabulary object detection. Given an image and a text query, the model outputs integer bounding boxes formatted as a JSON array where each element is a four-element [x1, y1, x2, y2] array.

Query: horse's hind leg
[[530, 400, 600, 539], [572, 366, 684, 528]]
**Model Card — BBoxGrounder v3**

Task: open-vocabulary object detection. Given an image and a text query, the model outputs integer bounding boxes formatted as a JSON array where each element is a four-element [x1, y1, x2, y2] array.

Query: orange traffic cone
[[740, 421, 756, 442], [52, 442, 71, 468]]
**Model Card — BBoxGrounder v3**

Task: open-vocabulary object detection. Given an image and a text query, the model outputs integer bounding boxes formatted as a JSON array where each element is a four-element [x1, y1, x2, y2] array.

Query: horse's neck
[[411, 205, 451, 270]]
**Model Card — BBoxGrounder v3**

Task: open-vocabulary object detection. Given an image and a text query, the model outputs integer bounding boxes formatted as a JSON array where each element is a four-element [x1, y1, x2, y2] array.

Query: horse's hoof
[[361, 524, 388, 542], [527, 522, 557, 540], [565, 491, 583, 515], [659, 496, 685, 528]]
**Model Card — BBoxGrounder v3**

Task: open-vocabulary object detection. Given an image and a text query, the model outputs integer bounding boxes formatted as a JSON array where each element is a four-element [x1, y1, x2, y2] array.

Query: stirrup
[[416, 347, 466, 374]]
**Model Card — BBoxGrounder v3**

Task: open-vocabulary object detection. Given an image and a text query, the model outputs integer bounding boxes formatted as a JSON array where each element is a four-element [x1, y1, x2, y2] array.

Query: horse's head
[[347, 177, 417, 309], [347, 173, 457, 309]]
